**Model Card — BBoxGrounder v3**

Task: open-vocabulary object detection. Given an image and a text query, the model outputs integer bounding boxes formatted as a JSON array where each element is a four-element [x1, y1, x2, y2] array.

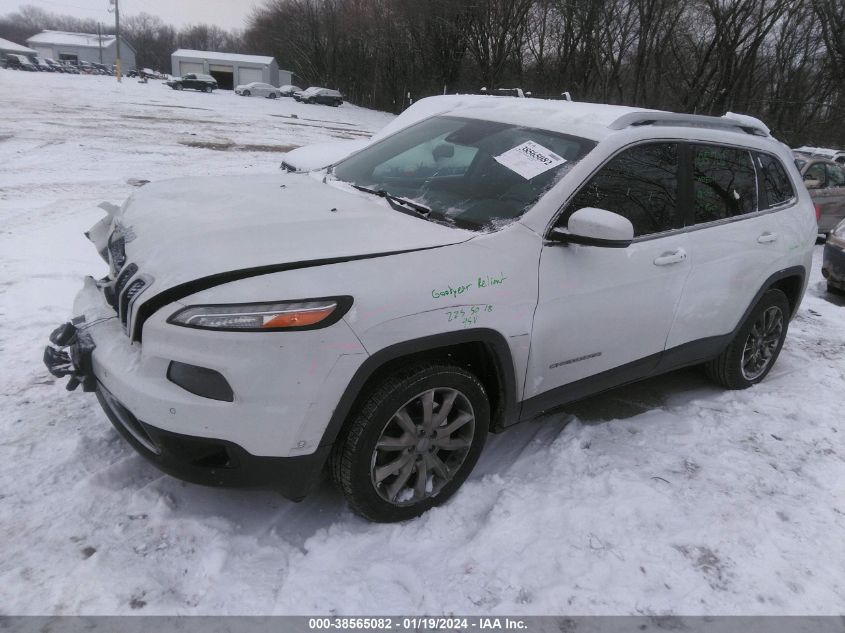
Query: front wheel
[[330, 362, 489, 522], [204, 85, 213, 93], [705, 289, 790, 389], [269, 92, 277, 99], [242, 90, 251, 97]]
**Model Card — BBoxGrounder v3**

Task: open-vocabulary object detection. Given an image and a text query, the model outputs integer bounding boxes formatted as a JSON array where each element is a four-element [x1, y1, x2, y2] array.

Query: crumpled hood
[[114, 173, 474, 293]]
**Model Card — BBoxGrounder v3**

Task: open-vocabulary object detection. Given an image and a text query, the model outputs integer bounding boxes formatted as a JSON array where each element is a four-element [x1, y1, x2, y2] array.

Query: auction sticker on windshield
[[494, 140, 566, 179]]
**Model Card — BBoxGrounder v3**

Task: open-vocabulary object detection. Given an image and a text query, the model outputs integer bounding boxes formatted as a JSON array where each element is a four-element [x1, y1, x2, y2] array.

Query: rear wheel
[[269, 92, 277, 99], [705, 289, 790, 389], [174, 83, 183, 91], [204, 85, 213, 93], [330, 362, 489, 522]]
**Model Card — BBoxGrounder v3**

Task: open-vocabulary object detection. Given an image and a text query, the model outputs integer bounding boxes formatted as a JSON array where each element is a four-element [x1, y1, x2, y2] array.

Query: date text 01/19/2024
[[307, 617, 528, 630]]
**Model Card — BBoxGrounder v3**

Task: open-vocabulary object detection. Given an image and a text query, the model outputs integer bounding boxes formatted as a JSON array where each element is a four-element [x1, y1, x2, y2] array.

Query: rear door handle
[[757, 232, 778, 244], [653, 248, 687, 266]]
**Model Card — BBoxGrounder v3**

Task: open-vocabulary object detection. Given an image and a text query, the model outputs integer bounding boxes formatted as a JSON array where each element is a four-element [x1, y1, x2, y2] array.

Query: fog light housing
[[167, 361, 234, 402]]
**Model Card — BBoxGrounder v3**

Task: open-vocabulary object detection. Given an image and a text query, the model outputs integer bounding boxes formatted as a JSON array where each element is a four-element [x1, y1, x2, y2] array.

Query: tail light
[[814, 203, 822, 222]]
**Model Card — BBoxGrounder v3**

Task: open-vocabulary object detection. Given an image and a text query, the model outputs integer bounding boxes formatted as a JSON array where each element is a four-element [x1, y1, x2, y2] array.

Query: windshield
[[332, 115, 595, 230]]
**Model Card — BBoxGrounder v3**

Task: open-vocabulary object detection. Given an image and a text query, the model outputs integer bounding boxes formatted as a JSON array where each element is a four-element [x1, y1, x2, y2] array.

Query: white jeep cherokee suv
[[44, 100, 816, 522]]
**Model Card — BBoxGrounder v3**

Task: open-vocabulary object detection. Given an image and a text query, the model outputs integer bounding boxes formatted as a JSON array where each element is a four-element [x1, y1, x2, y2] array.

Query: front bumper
[[822, 240, 845, 290], [96, 384, 330, 499], [43, 274, 368, 498]]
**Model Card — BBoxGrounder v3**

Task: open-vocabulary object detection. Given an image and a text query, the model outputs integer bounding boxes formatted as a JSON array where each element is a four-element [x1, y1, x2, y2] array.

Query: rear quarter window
[[692, 144, 757, 223], [756, 153, 795, 207]]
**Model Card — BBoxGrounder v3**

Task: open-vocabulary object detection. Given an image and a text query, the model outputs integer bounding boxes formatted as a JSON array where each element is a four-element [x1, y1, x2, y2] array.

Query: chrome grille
[[120, 279, 148, 326], [114, 263, 138, 297], [108, 233, 126, 271]]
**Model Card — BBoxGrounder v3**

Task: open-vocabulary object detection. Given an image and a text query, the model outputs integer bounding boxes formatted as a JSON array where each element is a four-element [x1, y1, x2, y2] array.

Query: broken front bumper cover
[[43, 318, 97, 392], [41, 316, 330, 500]]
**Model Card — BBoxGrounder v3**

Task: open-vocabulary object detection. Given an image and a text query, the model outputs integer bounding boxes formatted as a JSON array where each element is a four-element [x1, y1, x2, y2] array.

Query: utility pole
[[97, 22, 103, 64], [109, 0, 122, 82]]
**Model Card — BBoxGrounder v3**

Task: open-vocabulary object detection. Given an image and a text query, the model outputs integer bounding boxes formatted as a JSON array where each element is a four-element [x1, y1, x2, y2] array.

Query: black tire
[[705, 289, 790, 390], [269, 92, 277, 99], [243, 90, 250, 97], [174, 83, 183, 91], [330, 362, 489, 522], [204, 85, 212, 93]]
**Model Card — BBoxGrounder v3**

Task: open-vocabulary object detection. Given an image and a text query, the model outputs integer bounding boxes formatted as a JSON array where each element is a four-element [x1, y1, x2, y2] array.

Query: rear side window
[[804, 162, 826, 186], [692, 145, 757, 223], [565, 143, 679, 237], [757, 153, 795, 207], [826, 163, 845, 187]]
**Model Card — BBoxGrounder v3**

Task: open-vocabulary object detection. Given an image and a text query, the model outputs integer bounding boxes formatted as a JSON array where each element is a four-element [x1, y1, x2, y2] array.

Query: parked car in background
[[293, 87, 323, 102], [76, 61, 98, 75], [235, 82, 280, 98], [166, 73, 217, 92], [45, 58, 65, 72], [822, 219, 845, 293], [278, 84, 302, 97], [31, 56, 54, 72], [795, 153, 845, 235], [795, 146, 845, 165], [3, 54, 36, 71], [45, 103, 814, 522], [294, 87, 343, 106], [91, 62, 112, 75], [61, 61, 80, 74]]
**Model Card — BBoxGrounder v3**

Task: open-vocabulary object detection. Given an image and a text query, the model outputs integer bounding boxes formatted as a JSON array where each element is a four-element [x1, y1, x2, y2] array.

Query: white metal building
[[170, 49, 291, 90], [26, 30, 136, 69], [0, 37, 37, 59]]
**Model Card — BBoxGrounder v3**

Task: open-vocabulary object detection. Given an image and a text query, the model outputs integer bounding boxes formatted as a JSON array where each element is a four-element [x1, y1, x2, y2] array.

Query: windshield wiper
[[349, 184, 432, 216]]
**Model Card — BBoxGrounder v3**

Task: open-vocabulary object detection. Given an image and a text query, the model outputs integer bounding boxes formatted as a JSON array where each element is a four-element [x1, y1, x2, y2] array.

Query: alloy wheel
[[741, 306, 784, 381], [370, 387, 475, 506]]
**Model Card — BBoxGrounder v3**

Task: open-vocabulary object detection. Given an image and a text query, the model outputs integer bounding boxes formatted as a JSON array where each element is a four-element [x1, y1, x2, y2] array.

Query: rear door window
[[826, 163, 845, 187], [564, 143, 680, 237], [756, 153, 795, 207], [691, 144, 757, 223], [804, 162, 827, 187]]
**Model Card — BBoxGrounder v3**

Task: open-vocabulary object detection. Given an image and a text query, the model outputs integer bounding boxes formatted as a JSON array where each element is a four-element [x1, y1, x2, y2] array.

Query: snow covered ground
[[1, 70, 844, 616]]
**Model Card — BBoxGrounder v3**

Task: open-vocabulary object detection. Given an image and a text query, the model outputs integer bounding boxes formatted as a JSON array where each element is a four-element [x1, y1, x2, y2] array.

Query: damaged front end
[[43, 318, 97, 392], [43, 201, 150, 391]]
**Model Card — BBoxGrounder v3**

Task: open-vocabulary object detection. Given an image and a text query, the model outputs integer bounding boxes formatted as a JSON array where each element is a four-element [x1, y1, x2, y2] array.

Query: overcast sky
[[6, 0, 257, 30]]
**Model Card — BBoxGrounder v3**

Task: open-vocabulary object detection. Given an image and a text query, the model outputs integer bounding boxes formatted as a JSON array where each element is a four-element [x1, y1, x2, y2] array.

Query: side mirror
[[804, 178, 822, 190], [432, 143, 455, 160], [548, 207, 634, 248]]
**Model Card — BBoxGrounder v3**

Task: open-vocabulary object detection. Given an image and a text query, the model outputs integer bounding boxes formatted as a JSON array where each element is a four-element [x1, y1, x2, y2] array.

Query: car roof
[[437, 97, 773, 144]]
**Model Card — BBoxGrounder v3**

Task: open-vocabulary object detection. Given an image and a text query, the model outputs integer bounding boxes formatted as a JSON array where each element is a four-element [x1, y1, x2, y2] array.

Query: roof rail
[[608, 112, 769, 137]]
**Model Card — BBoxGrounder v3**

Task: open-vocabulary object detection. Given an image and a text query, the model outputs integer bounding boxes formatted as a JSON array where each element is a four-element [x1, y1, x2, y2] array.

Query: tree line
[[244, 0, 845, 146], [2, 1, 844, 147]]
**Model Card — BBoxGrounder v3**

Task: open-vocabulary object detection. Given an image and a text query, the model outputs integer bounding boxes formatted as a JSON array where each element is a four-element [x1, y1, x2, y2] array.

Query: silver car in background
[[234, 82, 280, 98], [795, 152, 845, 235]]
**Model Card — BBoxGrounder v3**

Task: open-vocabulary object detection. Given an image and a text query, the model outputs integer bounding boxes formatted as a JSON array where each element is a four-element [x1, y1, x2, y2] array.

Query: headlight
[[168, 297, 351, 331]]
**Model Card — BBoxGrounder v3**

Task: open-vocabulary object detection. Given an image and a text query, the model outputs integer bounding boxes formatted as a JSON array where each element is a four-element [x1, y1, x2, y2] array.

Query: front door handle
[[757, 232, 778, 244], [653, 248, 687, 266]]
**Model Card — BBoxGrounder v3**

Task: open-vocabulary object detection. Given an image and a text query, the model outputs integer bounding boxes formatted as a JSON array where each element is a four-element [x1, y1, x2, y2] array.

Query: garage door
[[237, 67, 263, 85], [179, 61, 204, 75]]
